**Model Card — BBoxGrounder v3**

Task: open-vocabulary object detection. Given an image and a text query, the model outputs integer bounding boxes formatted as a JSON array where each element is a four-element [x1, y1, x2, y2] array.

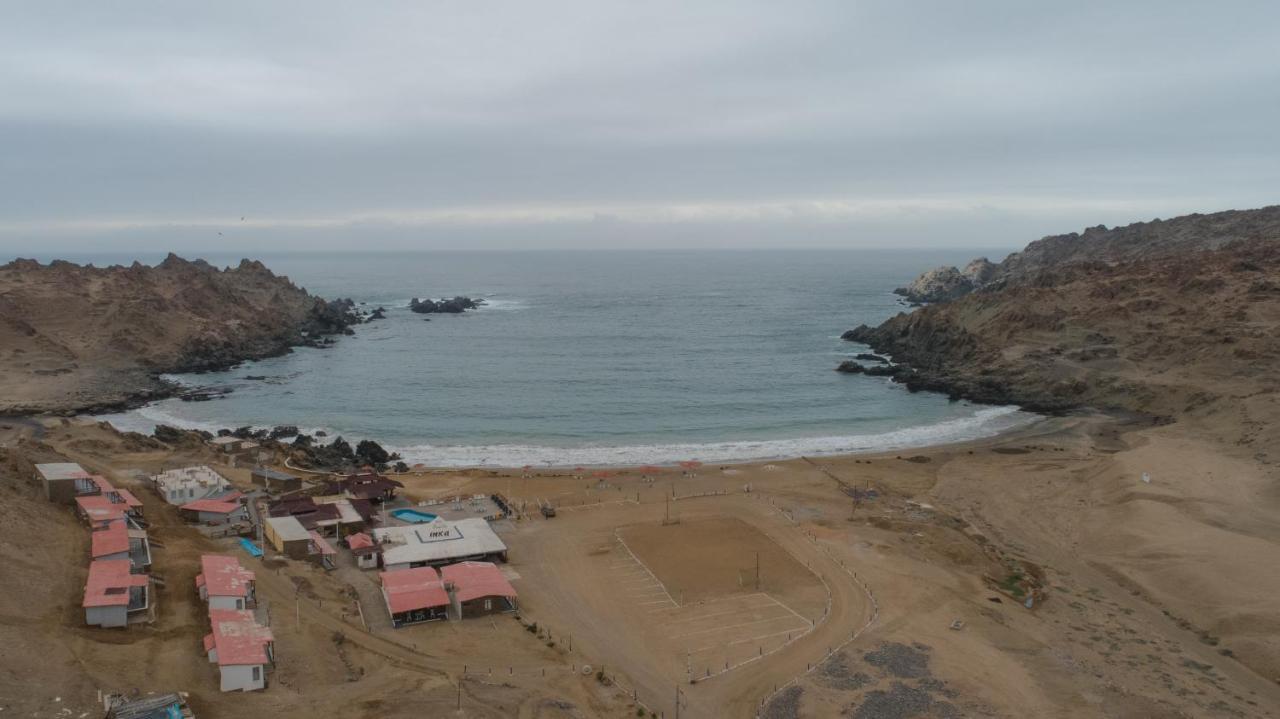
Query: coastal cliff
[[845, 206, 1280, 444], [0, 254, 367, 414]]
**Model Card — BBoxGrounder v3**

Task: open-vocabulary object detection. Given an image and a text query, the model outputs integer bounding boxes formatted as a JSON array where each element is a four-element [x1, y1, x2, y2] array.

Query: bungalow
[[441, 561, 519, 617], [346, 532, 380, 569], [372, 517, 509, 571], [152, 466, 230, 505], [204, 608, 274, 692], [307, 530, 337, 570], [263, 515, 312, 560], [179, 494, 249, 525], [90, 518, 152, 570], [84, 559, 151, 628], [269, 495, 368, 538], [381, 566, 450, 627], [76, 494, 129, 527], [196, 554, 256, 610], [324, 471, 404, 503], [35, 462, 97, 504], [251, 466, 301, 493]]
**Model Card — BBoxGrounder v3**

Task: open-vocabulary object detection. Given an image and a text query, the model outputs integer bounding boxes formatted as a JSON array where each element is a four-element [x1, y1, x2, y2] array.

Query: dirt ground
[[3, 408, 1280, 718]]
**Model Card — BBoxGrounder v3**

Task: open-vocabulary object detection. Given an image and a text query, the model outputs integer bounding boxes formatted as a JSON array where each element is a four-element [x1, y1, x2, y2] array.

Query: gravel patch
[[864, 642, 932, 679], [762, 686, 804, 719], [819, 651, 874, 690], [848, 682, 959, 719]]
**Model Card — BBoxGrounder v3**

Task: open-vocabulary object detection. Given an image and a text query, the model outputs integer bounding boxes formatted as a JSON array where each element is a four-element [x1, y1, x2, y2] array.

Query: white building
[[204, 608, 274, 692], [152, 466, 230, 505], [372, 517, 508, 571], [196, 554, 256, 611]]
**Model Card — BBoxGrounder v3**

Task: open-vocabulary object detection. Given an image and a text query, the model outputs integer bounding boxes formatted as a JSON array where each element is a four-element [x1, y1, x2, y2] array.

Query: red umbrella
[[638, 465, 662, 475], [679, 461, 703, 470]]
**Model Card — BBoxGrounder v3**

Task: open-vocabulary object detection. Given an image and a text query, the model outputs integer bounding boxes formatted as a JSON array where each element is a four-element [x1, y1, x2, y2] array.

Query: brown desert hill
[[893, 204, 1280, 303], [846, 208, 1280, 440], [0, 254, 367, 414]]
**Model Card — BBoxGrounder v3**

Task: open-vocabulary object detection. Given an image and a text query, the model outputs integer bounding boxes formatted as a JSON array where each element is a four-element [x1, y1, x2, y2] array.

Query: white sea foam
[[389, 405, 1038, 468], [97, 402, 1038, 468]]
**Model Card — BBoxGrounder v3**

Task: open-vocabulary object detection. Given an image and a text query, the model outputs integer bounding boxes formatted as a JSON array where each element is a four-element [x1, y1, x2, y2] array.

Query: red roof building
[[90, 519, 130, 559], [197, 554, 256, 609], [75, 494, 127, 525], [441, 561, 518, 604], [180, 498, 244, 514], [205, 608, 274, 666], [380, 567, 450, 625], [84, 559, 149, 608]]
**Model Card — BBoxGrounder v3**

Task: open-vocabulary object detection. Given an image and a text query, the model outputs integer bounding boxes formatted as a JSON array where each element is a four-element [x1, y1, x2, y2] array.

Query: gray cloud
[[1, 0, 1278, 252]]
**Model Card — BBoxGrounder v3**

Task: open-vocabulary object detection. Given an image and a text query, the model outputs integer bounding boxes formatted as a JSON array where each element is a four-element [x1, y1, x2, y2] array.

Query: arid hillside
[[846, 223, 1280, 455], [0, 254, 364, 414]]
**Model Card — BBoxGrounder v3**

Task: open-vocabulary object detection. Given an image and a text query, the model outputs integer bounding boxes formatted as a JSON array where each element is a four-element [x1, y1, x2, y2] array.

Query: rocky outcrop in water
[[409, 296, 484, 314]]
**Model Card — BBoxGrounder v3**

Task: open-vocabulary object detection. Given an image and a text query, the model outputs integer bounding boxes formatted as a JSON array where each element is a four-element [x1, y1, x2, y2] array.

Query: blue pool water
[[391, 508, 439, 523]]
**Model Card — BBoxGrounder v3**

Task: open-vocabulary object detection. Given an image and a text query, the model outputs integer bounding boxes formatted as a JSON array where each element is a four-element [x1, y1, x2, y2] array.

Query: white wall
[[209, 595, 246, 611], [85, 605, 127, 628], [219, 663, 265, 692]]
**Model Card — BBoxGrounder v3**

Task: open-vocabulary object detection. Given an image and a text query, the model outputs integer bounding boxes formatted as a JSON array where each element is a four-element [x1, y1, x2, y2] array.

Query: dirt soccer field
[[508, 491, 876, 719]]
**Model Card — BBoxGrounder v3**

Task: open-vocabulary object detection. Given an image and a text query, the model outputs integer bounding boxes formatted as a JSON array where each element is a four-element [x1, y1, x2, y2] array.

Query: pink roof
[[112, 488, 143, 509], [381, 567, 449, 613], [90, 520, 130, 558], [441, 561, 518, 603], [83, 559, 148, 607], [76, 495, 126, 524], [307, 531, 337, 556], [347, 532, 374, 550], [89, 475, 114, 492], [199, 554, 255, 598], [180, 498, 242, 514], [207, 608, 273, 666], [219, 490, 245, 503], [202, 633, 215, 653]]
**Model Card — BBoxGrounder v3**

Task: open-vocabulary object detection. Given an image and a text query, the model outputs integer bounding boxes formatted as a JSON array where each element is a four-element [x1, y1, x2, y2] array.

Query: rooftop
[[76, 494, 127, 524], [441, 561, 518, 602], [180, 498, 242, 515], [84, 559, 148, 608], [380, 566, 449, 613], [35, 462, 89, 481], [199, 554, 255, 598], [206, 608, 274, 666], [90, 520, 130, 558], [265, 515, 310, 542], [372, 517, 507, 567]]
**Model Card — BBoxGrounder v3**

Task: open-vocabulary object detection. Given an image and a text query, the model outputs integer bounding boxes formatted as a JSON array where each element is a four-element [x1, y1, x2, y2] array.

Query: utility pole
[[675, 685, 682, 719]]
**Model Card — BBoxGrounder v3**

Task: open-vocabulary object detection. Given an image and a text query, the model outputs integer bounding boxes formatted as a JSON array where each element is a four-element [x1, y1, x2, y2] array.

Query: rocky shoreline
[[836, 205, 1280, 425], [0, 254, 380, 415]]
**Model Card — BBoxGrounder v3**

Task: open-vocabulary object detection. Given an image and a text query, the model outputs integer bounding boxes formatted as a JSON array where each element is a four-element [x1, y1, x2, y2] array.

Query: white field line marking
[[750, 494, 881, 717], [680, 615, 801, 638], [689, 625, 810, 654], [640, 599, 673, 606], [758, 594, 809, 624], [662, 597, 781, 626], [613, 530, 678, 607], [664, 608, 793, 638]]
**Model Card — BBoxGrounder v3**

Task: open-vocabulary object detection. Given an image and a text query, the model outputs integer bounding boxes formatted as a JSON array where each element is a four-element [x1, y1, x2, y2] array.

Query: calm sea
[[91, 250, 1035, 466]]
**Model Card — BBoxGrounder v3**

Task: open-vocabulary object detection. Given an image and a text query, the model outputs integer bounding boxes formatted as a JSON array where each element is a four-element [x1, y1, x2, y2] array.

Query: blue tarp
[[239, 538, 263, 557]]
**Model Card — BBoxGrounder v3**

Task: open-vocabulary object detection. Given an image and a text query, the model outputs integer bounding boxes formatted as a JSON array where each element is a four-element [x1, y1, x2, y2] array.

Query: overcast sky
[[1, 1, 1278, 254]]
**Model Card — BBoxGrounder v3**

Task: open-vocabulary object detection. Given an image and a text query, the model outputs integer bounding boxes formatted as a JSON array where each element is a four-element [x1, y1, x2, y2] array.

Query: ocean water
[[94, 250, 1036, 466]]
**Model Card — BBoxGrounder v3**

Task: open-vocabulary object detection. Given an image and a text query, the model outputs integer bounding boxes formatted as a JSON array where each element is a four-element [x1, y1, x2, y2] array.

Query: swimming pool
[[391, 508, 439, 523]]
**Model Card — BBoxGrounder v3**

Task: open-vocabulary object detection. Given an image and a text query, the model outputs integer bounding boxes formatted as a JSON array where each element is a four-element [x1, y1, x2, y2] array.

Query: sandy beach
[[4, 403, 1277, 718]]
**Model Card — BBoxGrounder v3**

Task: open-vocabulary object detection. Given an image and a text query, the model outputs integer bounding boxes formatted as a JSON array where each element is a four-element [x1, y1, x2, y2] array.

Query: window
[[484, 599, 492, 611], [252, 666, 261, 681], [235, 599, 244, 609]]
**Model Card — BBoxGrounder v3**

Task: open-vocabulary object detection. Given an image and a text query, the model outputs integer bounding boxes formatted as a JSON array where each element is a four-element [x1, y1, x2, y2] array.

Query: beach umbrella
[[679, 460, 703, 476]]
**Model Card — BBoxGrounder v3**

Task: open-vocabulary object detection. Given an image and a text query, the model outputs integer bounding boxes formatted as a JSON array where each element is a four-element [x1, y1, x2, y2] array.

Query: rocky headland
[[843, 205, 1280, 443], [0, 254, 375, 414]]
